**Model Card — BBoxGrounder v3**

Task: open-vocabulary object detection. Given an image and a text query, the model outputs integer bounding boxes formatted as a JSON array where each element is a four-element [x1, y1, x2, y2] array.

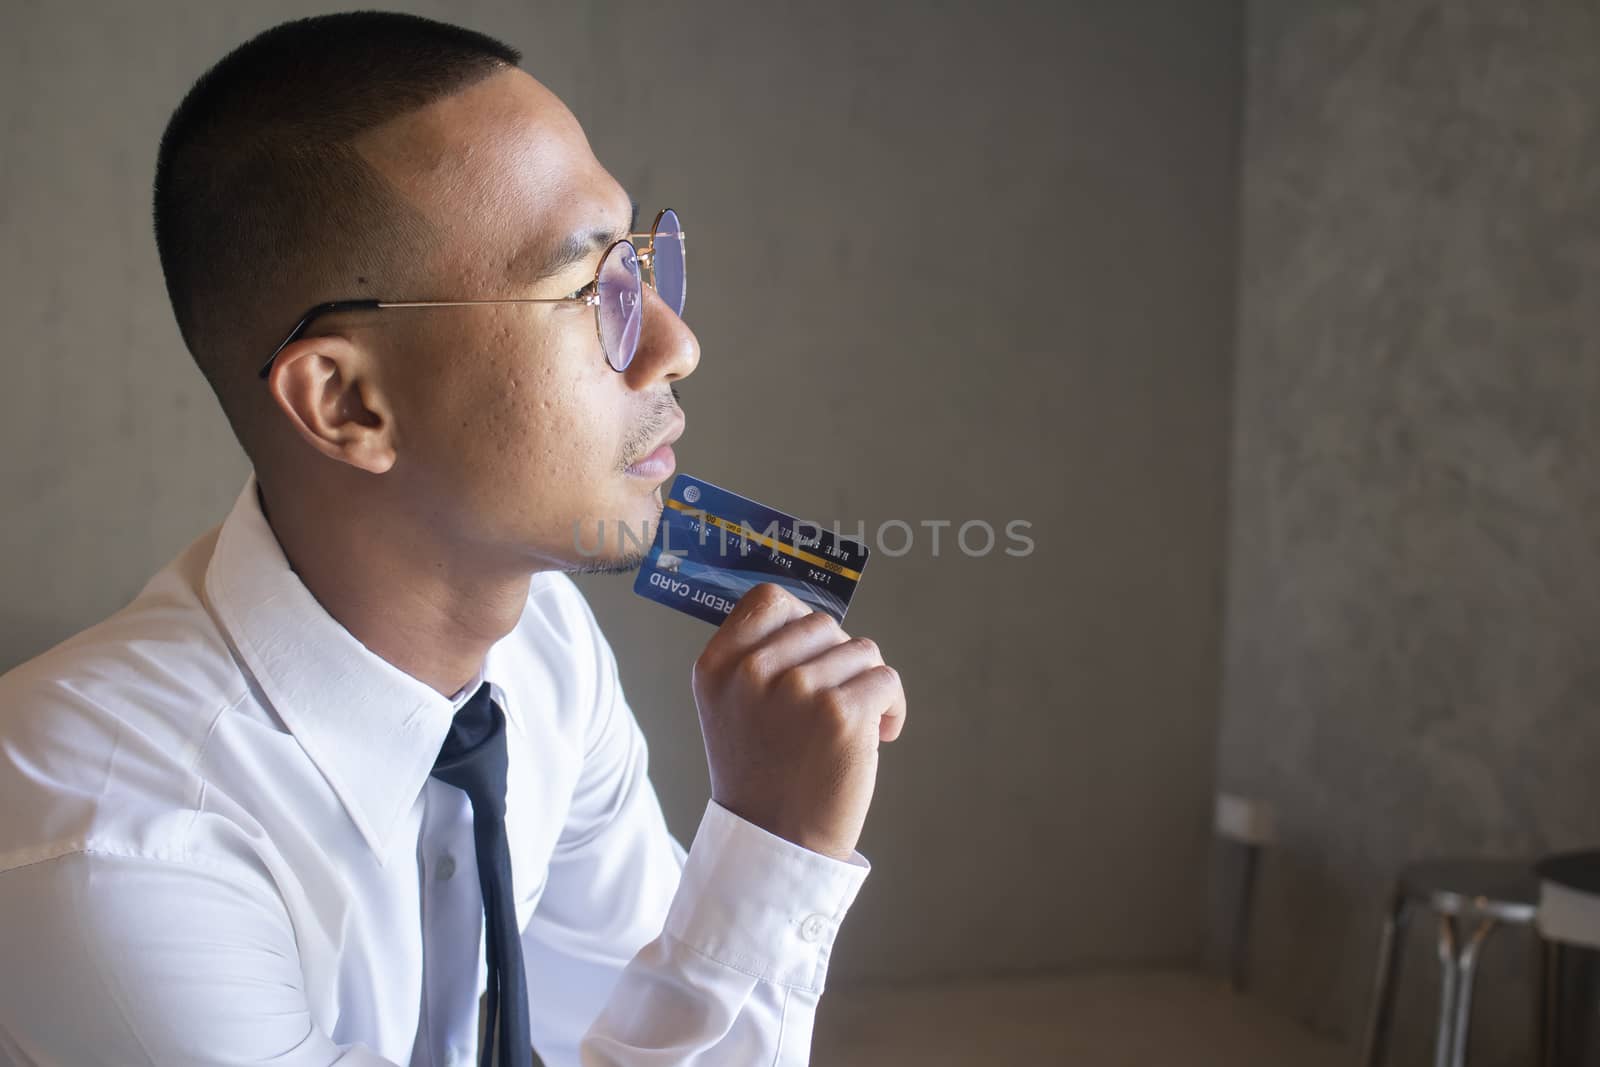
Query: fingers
[[788, 635, 884, 692], [694, 583, 907, 747], [831, 663, 907, 744], [745, 612, 850, 680], [697, 584, 811, 674]]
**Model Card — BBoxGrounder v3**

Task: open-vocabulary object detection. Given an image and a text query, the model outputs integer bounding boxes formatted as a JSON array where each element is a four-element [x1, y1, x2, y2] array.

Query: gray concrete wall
[[1, 1, 1242, 983], [1220, 1, 1600, 1060]]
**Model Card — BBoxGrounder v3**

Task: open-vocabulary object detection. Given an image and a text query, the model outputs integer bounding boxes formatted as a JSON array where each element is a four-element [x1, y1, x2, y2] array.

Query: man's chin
[[558, 492, 666, 575], [567, 551, 649, 576]]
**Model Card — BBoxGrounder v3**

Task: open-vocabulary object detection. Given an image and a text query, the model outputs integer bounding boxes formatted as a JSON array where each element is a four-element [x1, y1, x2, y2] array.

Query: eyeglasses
[[256, 207, 686, 379]]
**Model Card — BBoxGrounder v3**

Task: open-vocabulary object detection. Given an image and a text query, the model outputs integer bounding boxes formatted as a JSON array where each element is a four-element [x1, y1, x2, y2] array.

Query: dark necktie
[[430, 683, 532, 1067]]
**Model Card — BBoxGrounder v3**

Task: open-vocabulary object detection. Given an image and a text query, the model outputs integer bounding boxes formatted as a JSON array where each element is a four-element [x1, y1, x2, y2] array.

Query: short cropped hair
[[152, 11, 520, 430]]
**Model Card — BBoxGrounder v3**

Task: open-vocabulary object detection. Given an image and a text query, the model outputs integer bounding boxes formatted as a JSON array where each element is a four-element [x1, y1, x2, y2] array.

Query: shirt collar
[[203, 474, 485, 861], [449, 666, 486, 708]]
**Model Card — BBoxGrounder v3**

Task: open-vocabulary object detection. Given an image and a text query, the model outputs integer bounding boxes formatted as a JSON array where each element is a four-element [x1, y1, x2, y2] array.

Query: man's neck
[[257, 480, 533, 698]]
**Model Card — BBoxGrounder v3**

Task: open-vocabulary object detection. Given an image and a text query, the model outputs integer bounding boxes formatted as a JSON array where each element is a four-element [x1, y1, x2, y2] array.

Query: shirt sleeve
[[0, 850, 398, 1067], [520, 610, 869, 1067]]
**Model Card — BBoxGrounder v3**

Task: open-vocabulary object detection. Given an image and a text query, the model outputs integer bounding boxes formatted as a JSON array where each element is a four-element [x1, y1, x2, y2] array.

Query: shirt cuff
[[664, 800, 870, 994]]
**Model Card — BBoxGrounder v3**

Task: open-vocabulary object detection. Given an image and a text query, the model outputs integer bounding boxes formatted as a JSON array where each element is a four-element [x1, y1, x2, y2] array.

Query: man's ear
[[264, 332, 397, 474]]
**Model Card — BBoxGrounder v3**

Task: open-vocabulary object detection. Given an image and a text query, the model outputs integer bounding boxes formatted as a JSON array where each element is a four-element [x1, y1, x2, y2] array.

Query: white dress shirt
[[0, 476, 868, 1066]]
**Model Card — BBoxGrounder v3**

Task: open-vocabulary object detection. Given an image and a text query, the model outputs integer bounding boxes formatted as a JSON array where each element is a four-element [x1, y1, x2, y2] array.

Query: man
[[0, 11, 906, 1067]]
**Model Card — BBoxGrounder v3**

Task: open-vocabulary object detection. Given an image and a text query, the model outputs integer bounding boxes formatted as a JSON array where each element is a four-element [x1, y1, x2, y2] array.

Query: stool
[[1362, 858, 1540, 1067], [1213, 793, 1276, 991], [1536, 850, 1600, 1066]]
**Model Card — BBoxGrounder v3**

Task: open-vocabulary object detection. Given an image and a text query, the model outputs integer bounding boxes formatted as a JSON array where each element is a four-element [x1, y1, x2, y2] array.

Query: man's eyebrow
[[514, 198, 640, 284]]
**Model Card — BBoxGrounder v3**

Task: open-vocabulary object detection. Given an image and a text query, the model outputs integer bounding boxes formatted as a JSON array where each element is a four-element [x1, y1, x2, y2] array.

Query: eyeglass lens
[[595, 210, 686, 371], [652, 209, 686, 317], [597, 241, 643, 371]]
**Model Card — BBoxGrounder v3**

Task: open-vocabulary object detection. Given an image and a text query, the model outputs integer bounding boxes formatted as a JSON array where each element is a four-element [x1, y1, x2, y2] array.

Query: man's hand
[[691, 584, 907, 862]]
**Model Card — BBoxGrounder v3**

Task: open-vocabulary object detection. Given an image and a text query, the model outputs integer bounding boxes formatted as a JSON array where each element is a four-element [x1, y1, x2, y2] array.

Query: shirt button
[[799, 914, 828, 943], [445, 1049, 469, 1067], [436, 855, 457, 881]]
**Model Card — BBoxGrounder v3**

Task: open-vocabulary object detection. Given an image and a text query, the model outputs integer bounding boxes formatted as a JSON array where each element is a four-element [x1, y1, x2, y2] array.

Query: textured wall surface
[[1221, 1, 1600, 1060], [1, 0, 1242, 984]]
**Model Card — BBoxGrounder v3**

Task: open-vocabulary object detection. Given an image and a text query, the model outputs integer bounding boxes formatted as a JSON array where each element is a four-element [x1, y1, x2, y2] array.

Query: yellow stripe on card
[[664, 498, 863, 581]]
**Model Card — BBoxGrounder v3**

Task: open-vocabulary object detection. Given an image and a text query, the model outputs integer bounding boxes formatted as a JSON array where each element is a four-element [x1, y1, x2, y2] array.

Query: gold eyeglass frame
[[256, 208, 685, 379]]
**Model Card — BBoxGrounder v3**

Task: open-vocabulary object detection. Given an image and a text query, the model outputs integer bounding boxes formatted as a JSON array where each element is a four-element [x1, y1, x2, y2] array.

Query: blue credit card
[[633, 474, 869, 626]]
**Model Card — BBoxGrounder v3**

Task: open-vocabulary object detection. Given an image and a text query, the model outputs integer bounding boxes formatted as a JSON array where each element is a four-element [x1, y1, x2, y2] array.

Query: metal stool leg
[[1447, 918, 1494, 1067], [1363, 890, 1412, 1067], [1230, 843, 1261, 992], [1435, 916, 1462, 1067], [1539, 938, 1560, 1067]]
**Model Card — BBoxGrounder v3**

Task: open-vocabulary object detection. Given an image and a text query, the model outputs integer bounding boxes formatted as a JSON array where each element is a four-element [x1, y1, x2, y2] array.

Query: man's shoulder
[[0, 532, 244, 873], [1, 525, 242, 729], [1, 519, 229, 695]]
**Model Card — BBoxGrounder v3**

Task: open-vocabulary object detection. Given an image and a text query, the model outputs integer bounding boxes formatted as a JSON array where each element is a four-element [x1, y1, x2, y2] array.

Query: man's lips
[[625, 413, 686, 479]]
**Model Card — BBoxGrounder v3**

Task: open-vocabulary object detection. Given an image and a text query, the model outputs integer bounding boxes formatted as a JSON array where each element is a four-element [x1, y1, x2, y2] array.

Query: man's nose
[[624, 283, 700, 388]]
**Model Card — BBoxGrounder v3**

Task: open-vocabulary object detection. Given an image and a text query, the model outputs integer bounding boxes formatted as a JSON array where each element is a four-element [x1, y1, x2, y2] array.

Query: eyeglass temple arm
[[256, 294, 599, 379], [258, 300, 382, 379]]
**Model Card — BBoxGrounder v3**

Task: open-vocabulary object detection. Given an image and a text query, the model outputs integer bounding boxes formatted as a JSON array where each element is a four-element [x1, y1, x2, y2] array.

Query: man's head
[[154, 12, 697, 574]]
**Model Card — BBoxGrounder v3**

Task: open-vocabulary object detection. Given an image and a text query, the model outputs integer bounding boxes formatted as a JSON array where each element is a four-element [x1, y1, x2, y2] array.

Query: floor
[[811, 970, 1351, 1066]]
